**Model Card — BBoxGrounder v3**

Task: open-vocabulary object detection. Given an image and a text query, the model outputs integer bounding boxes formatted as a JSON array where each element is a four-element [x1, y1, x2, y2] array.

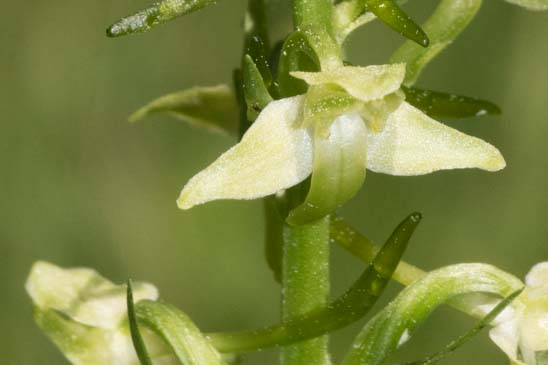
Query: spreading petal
[[290, 64, 405, 102], [366, 102, 506, 175], [178, 96, 313, 209]]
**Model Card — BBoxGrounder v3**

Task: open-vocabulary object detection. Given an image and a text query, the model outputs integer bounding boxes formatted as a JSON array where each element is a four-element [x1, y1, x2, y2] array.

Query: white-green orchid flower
[[25, 261, 177, 365], [489, 262, 548, 365], [177, 63, 505, 217]]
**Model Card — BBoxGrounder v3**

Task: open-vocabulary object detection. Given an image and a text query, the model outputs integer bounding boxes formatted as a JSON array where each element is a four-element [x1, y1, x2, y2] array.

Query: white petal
[[490, 319, 526, 365], [366, 102, 506, 175], [33, 308, 176, 365], [26, 261, 158, 329], [291, 64, 405, 102], [178, 96, 313, 209], [525, 262, 548, 289]]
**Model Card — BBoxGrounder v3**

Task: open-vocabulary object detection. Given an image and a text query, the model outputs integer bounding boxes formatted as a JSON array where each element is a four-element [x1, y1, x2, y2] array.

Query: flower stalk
[[281, 216, 331, 365]]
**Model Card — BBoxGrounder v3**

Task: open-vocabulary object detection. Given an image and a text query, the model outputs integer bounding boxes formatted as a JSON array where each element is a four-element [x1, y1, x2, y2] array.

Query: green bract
[[130, 84, 239, 136], [25, 262, 176, 365], [177, 64, 505, 210], [489, 262, 548, 365], [107, 0, 218, 37]]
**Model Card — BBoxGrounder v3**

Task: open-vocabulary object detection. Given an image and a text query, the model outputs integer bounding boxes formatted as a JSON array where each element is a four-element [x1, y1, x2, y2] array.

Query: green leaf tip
[[365, 0, 429, 47], [330, 212, 420, 312], [106, 0, 218, 37], [372, 212, 421, 277], [403, 86, 501, 119], [127, 280, 153, 365]]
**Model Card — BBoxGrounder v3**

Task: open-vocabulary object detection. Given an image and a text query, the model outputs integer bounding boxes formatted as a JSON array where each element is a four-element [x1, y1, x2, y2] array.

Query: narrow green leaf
[[127, 280, 153, 365], [391, 0, 482, 85], [107, 0, 217, 37], [136, 300, 226, 365], [243, 55, 273, 121], [287, 111, 367, 226], [403, 289, 523, 365], [207, 212, 421, 352], [364, 0, 429, 47], [129, 85, 239, 136], [402, 86, 501, 119], [341, 264, 524, 365], [277, 31, 321, 96]]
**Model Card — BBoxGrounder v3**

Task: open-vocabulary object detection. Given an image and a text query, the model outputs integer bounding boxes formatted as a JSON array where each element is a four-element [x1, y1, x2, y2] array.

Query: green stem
[[281, 216, 331, 365], [277, 0, 339, 363], [293, 0, 333, 35]]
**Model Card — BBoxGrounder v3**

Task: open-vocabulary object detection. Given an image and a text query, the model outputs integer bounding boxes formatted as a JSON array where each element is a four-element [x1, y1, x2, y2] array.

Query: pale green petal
[[519, 306, 548, 359], [26, 261, 158, 330], [290, 64, 405, 102], [505, 0, 548, 10], [518, 262, 548, 359], [33, 309, 135, 365], [366, 102, 506, 175], [33, 309, 177, 365], [489, 262, 548, 365], [130, 84, 239, 136], [489, 318, 525, 365], [178, 96, 313, 209], [525, 262, 548, 289]]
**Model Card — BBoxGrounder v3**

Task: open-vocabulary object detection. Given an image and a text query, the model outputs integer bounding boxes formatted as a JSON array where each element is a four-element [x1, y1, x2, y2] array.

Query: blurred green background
[[1, 0, 547, 364]]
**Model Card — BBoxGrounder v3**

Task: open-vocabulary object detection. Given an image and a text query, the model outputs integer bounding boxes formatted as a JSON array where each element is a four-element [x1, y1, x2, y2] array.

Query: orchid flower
[[25, 261, 224, 365], [177, 63, 505, 222], [489, 262, 548, 365]]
